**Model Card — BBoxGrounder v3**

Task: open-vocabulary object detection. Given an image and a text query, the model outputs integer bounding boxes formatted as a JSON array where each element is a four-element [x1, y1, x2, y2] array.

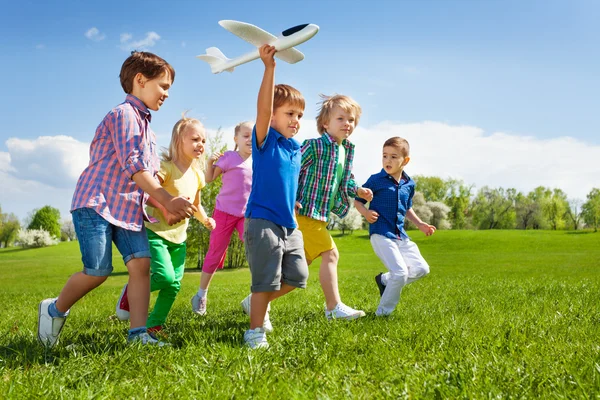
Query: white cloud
[[85, 27, 106, 42], [35, 44, 45, 50], [120, 32, 161, 51], [0, 152, 14, 172], [5, 136, 88, 189]]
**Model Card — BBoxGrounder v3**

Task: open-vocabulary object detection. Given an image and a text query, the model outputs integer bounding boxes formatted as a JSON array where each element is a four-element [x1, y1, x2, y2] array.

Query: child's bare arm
[[132, 170, 197, 220], [354, 199, 379, 223], [205, 152, 224, 183], [406, 208, 436, 236], [193, 190, 216, 230], [255, 44, 277, 147]]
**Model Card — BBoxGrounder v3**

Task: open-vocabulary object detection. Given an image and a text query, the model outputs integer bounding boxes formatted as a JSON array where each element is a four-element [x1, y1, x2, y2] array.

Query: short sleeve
[[197, 168, 206, 190], [215, 151, 231, 172], [156, 160, 171, 183]]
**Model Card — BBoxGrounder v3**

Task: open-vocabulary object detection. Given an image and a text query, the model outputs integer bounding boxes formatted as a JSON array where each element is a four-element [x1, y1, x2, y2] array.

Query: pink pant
[[202, 208, 245, 274]]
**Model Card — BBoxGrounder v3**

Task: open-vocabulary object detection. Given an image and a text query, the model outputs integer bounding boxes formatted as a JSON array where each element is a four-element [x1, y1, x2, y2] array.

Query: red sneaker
[[115, 284, 130, 321]]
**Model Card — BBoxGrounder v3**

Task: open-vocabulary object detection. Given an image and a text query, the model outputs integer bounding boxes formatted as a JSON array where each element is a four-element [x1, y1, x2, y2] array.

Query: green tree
[[515, 192, 540, 229], [470, 186, 516, 229], [542, 189, 568, 230], [445, 179, 472, 229], [0, 206, 21, 247], [413, 175, 448, 202], [565, 199, 583, 230], [581, 188, 600, 232], [28, 206, 61, 238]]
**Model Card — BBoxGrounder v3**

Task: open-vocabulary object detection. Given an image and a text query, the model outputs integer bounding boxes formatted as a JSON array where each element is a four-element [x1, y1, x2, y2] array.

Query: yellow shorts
[[296, 215, 336, 263]]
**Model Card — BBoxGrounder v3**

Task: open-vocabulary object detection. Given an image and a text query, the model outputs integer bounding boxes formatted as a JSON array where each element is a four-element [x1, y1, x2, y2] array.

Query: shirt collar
[[125, 94, 152, 122], [377, 169, 412, 184], [322, 132, 351, 147]]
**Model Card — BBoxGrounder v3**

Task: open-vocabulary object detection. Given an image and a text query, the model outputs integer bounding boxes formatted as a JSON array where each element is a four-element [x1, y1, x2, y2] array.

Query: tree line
[[2, 131, 599, 270]]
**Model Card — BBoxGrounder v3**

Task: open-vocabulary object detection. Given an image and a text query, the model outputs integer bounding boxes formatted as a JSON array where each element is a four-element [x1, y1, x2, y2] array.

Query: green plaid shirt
[[296, 134, 359, 222]]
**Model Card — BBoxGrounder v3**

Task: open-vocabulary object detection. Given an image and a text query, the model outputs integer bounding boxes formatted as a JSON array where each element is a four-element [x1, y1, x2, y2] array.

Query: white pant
[[370, 234, 430, 315]]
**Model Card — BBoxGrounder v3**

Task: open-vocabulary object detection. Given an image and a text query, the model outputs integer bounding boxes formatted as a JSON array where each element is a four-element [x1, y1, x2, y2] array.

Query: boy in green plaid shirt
[[296, 94, 373, 320]]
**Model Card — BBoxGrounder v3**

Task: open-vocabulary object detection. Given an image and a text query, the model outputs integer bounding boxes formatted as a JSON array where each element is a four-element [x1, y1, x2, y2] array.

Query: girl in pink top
[[191, 121, 253, 315]]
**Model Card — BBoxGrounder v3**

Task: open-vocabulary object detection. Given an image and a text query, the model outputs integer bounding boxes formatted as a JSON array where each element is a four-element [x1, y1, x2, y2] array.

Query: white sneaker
[[244, 328, 269, 349], [325, 303, 366, 320], [191, 294, 207, 315], [38, 298, 67, 348], [115, 284, 130, 321], [240, 293, 273, 333], [128, 332, 169, 347]]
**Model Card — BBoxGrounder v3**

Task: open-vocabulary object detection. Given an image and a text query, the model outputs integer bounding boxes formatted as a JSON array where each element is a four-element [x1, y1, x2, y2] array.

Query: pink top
[[71, 95, 159, 231], [214, 151, 252, 217]]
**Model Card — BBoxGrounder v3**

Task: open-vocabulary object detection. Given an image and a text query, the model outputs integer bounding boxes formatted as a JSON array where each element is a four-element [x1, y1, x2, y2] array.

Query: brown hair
[[233, 121, 254, 151], [383, 137, 410, 157], [316, 94, 362, 135], [162, 112, 204, 172], [273, 84, 305, 111], [119, 51, 175, 94]]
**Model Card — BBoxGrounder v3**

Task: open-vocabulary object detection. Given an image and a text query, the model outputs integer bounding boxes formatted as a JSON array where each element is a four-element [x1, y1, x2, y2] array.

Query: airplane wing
[[219, 20, 305, 64], [274, 48, 304, 64], [219, 20, 277, 47]]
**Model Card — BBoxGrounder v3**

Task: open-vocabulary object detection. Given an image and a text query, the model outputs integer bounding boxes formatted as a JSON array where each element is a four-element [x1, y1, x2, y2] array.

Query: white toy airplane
[[197, 20, 319, 74]]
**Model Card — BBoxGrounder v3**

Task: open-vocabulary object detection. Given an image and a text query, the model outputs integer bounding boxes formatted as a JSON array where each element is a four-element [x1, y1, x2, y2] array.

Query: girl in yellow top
[[116, 114, 216, 336]]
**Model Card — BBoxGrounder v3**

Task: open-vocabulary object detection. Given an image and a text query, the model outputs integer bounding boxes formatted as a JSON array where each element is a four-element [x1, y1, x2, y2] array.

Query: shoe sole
[[326, 311, 366, 321]]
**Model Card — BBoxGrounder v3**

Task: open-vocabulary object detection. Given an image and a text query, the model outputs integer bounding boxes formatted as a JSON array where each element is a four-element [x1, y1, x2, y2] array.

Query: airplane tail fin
[[196, 47, 234, 73]]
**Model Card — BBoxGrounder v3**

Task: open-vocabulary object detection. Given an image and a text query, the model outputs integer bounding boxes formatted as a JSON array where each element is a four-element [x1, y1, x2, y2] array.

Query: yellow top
[[145, 160, 205, 244]]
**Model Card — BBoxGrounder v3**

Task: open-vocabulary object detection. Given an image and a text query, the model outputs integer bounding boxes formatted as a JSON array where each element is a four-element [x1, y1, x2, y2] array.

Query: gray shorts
[[244, 218, 309, 292]]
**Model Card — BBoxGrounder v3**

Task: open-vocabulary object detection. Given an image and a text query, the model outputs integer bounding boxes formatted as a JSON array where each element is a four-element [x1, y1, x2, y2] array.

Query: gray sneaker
[[38, 298, 67, 348], [191, 294, 207, 315], [244, 328, 269, 349], [240, 293, 273, 333], [128, 332, 169, 347]]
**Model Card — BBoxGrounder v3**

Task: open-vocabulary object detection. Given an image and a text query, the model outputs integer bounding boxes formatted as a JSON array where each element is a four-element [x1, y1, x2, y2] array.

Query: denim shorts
[[72, 208, 151, 277]]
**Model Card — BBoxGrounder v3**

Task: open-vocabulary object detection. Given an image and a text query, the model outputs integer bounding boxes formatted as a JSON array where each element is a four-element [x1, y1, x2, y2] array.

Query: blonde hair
[[383, 136, 410, 157], [316, 94, 362, 135], [162, 112, 205, 171], [233, 121, 254, 151], [273, 84, 305, 112]]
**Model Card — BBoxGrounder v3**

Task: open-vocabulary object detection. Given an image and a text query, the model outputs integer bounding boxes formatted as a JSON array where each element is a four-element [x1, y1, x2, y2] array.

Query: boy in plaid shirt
[[296, 94, 373, 320], [37, 52, 196, 348]]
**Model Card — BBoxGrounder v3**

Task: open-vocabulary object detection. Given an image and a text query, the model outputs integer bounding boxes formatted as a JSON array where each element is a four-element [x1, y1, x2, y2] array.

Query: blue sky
[[1, 0, 599, 221]]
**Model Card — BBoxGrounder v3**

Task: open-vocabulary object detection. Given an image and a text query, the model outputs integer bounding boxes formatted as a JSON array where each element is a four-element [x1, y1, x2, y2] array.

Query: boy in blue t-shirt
[[355, 136, 436, 316], [241, 44, 309, 348]]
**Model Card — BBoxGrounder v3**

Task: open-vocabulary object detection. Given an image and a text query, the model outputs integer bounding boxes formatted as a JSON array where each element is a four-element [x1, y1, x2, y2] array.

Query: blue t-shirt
[[357, 169, 415, 239], [244, 126, 301, 228]]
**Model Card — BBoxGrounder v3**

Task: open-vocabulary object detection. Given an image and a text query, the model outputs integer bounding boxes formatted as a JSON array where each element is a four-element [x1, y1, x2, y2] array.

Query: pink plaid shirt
[[71, 95, 160, 231]]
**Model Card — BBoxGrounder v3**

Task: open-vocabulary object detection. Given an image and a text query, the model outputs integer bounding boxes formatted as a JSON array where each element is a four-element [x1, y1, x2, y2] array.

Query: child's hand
[[167, 196, 198, 221], [295, 201, 302, 214], [259, 44, 276, 68], [203, 217, 216, 231], [164, 210, 182, 226], [418, 222, 436, 236], [357, 187, 373, 202], [208, 152, 223, 164], [365, 210, 379, 224]]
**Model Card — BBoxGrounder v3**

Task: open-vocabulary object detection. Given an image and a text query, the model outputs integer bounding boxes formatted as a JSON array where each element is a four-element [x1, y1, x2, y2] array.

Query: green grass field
[[0, 230, 599, 399]]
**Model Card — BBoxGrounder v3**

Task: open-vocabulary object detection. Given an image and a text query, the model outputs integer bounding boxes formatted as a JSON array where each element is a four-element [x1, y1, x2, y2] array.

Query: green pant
[[146, 230, 187, 328]]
